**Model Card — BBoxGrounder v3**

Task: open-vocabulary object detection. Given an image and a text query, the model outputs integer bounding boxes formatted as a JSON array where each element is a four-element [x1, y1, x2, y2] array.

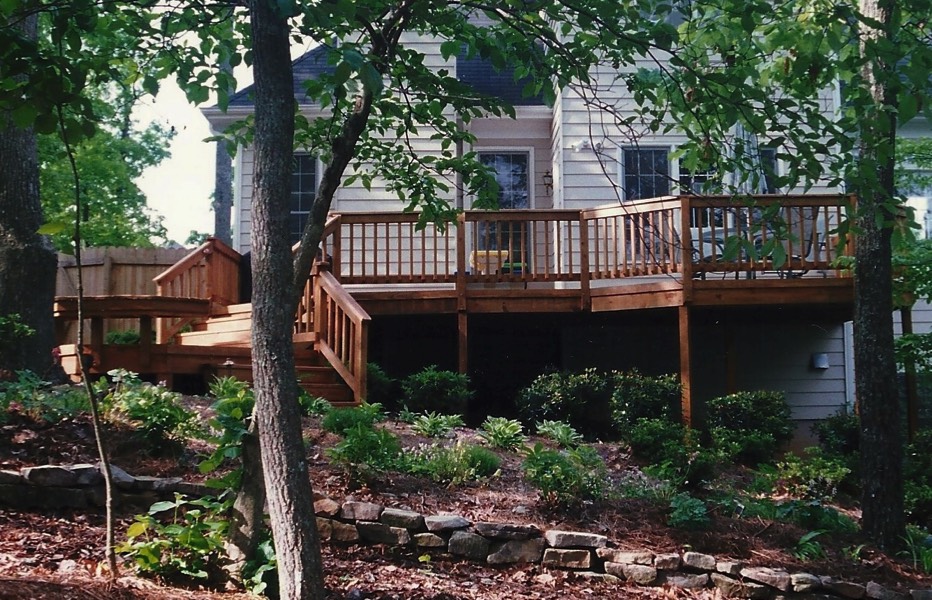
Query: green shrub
[[326, 423, 401, 476], [627, 418, 685, 459], [298, 391, 330, 416], [668, 492, 710, 529], [706, 390, 793, 465], [405, 442, 501, 484], [105, 329, 141, 344], [812, 411, 860, 457], [478, 416, 526, 451], [0, 370, 89, 424], [522, 443, 607, 506], [321, 402, 384, 435], [905, 430, 932, 526], [400, 366, 472, 415], [199, 377, 255, 488], [775, 499, 858, 533], [609, 370, 681, 438], [100, 370, 198, 443], [411, 411, 464, 438], [792, 530, 827, 561], [776, 447, 851, 501], [535, 420, 584, 448], [902, 526, 932, 574], [516, 369, 614, 439], [117, 494, 229, 581], [366, 363, 399, 410]]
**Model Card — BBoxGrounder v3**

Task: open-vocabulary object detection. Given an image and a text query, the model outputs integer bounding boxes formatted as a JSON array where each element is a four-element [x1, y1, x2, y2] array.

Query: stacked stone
[[313, 494, 928, 600]]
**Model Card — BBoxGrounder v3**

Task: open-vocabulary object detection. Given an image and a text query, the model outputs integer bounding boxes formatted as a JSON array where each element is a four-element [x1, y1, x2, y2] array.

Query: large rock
[[791, 573, 822, 593], [659, 572, 709, 589], [655, 553, 682, 570], [132, 476, 182, 492], [108, 464, 136, 489], [341, 501, 383, 522], [474, 522, 541, 540], [711, 573, 771, 599], [0, 470, 23, 484], [22, 465, 79, 487], [487, 539, 546, 565], [447, 531, 489, 560], [314, 497, 341, 517], [543, 530, 607, 549], [357, 521, 411, 546], [541, 548, 591, 569], [380, 508, 424, 530], [717, 561, 745, 576], [741, 567, 791, 592], [821, 577, 866, 599], [866, 582, 906, 600], [425, 514, 470, 532], [597, 549, 653, 565], [316, 517, 333, 541], [682, 551, 716, 571], [414, 533, 446, 548], [0, 483, 86, 509], [910, 591, 932, 600], [330, 521, 360, 543], [602, 563, 657, 585]]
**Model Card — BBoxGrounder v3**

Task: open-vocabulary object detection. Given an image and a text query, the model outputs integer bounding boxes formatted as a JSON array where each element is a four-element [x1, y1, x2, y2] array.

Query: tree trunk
[[855, 0, 905, 550], [248, 1, 326, 598], [225, 420, 266, 573], [0, 12, 58, 379]]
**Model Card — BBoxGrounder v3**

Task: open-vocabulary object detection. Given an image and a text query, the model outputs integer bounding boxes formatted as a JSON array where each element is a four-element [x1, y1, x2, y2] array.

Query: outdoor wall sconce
[[810, 353, 830, 370], [572, 139, 604, 153], [543, 170, 553, 195]]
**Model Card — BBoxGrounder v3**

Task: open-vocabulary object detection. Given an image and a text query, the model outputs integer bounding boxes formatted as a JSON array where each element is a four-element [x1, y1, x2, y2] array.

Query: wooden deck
[[54, 194, 855, 416]]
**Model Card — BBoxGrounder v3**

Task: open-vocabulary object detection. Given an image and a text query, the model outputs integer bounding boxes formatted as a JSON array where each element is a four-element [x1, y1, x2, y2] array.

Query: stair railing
[[153, 237, 241, 342], [309, 263, 371, 403]]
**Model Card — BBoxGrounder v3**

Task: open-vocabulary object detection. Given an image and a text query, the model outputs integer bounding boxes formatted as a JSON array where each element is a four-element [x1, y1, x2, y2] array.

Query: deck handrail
[[312, 267, 371, 403], [153, 237, 242, 342]]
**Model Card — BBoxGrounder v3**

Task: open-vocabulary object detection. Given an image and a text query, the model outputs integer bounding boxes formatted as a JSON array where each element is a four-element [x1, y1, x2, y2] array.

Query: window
[[477, 152, 531, 270], [680, 167, 719, 226], [621, 148, 670, 200], [290, 154, 317, 245], [758, 148, 779, 194]]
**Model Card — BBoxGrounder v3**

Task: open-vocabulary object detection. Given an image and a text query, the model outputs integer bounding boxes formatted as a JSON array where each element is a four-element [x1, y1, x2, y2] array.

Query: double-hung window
[[621, 148, 670, 200], [289, 154, 318, 245]]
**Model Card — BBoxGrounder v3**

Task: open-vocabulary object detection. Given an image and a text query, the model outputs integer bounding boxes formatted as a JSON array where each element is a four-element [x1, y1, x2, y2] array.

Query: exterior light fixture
[[543, 170, 553, 195]]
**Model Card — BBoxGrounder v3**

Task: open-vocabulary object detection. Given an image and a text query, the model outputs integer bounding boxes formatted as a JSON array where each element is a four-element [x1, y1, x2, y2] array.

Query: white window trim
[[618, 145, 675, 201]]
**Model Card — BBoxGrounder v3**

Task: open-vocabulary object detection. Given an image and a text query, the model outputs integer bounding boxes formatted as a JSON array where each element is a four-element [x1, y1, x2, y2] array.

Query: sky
[[135, 81, 220, 245]]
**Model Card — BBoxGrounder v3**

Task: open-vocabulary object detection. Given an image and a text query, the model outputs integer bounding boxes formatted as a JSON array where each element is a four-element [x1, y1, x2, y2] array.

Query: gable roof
[[225, 45, 545, 109]]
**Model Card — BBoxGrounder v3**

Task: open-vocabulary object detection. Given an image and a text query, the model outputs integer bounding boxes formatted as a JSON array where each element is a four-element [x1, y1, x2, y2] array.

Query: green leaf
[[38, 221, 69, 235], [148, 500, 178, 514], [10, 104, 37, 128], [126, 520, 149, 539]]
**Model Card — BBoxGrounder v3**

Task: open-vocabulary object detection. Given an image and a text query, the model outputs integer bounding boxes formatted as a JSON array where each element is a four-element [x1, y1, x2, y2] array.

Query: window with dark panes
[[477, 152, 531, 271], [290, 154, 317, 245], [621, 148, 670, 200]]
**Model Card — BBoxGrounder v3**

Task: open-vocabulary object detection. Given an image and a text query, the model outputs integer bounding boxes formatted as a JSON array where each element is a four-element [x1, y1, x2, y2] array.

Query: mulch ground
[[0, 399, 929, 599]]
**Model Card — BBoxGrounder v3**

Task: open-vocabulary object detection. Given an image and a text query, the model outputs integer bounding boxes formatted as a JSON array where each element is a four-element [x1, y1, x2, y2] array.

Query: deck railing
[[684, 195, 853, 278], [320, 195, 851, 287], [312, 268, 371, 402], [153, 237, 241, 342]]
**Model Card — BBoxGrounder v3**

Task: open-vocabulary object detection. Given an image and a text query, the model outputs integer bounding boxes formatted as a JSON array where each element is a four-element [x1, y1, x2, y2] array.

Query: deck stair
[[173, 303, 352, 404]]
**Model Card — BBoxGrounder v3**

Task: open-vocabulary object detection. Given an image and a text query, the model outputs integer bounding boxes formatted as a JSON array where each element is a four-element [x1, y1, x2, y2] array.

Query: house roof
[[225, 45, 545, 108]]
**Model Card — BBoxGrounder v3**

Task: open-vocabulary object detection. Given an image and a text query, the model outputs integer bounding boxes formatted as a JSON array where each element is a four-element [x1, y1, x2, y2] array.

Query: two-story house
[[200, 34, 857, 437]]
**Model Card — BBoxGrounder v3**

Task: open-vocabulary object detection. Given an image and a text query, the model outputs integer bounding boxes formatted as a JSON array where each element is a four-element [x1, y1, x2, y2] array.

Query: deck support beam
[[457, 312, 468, 374], [678, 305, 693, 427]]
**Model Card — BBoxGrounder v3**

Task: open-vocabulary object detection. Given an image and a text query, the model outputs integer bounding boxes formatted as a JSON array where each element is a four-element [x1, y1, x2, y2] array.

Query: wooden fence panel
[[56, 247, 191, 344]]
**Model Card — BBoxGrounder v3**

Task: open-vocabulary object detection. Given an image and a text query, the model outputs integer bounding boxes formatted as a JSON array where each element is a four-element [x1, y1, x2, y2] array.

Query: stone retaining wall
[[1, 464, 929, 600]]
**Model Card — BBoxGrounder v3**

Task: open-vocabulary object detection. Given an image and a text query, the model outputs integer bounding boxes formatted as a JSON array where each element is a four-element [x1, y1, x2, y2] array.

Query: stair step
[[210, 303, 253, 317], [296, 366, 340, 384], [176, 329, 252, 346], [301, 382, 354, 404]]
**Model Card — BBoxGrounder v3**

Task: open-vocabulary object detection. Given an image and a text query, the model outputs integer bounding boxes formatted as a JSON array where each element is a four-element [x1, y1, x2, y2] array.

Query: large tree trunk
[[0, 13, 57, 379], [247, 1, 326, 598], [854, 0, 905, 550], [213, 45, 234, 246]]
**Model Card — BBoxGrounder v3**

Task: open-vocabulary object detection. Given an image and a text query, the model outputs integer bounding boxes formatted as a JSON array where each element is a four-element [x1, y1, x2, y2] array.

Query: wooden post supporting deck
[[678, 305, 693, 427], [457, 312, 468, 374]]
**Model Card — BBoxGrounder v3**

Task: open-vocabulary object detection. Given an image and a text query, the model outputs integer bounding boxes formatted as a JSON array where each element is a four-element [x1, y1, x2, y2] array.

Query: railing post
[[455, 213, 467, 312], [330, 215, 342, 280], [578, 211, 591, 311], [312, 264, 324, 352], [680, 196, 693, 299]]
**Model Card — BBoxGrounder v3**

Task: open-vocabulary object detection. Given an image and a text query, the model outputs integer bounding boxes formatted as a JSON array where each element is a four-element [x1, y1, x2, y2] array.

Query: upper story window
[[290, 154, 318, 245], [479, 152, 530, 209], [621, 148, 670, 200]]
